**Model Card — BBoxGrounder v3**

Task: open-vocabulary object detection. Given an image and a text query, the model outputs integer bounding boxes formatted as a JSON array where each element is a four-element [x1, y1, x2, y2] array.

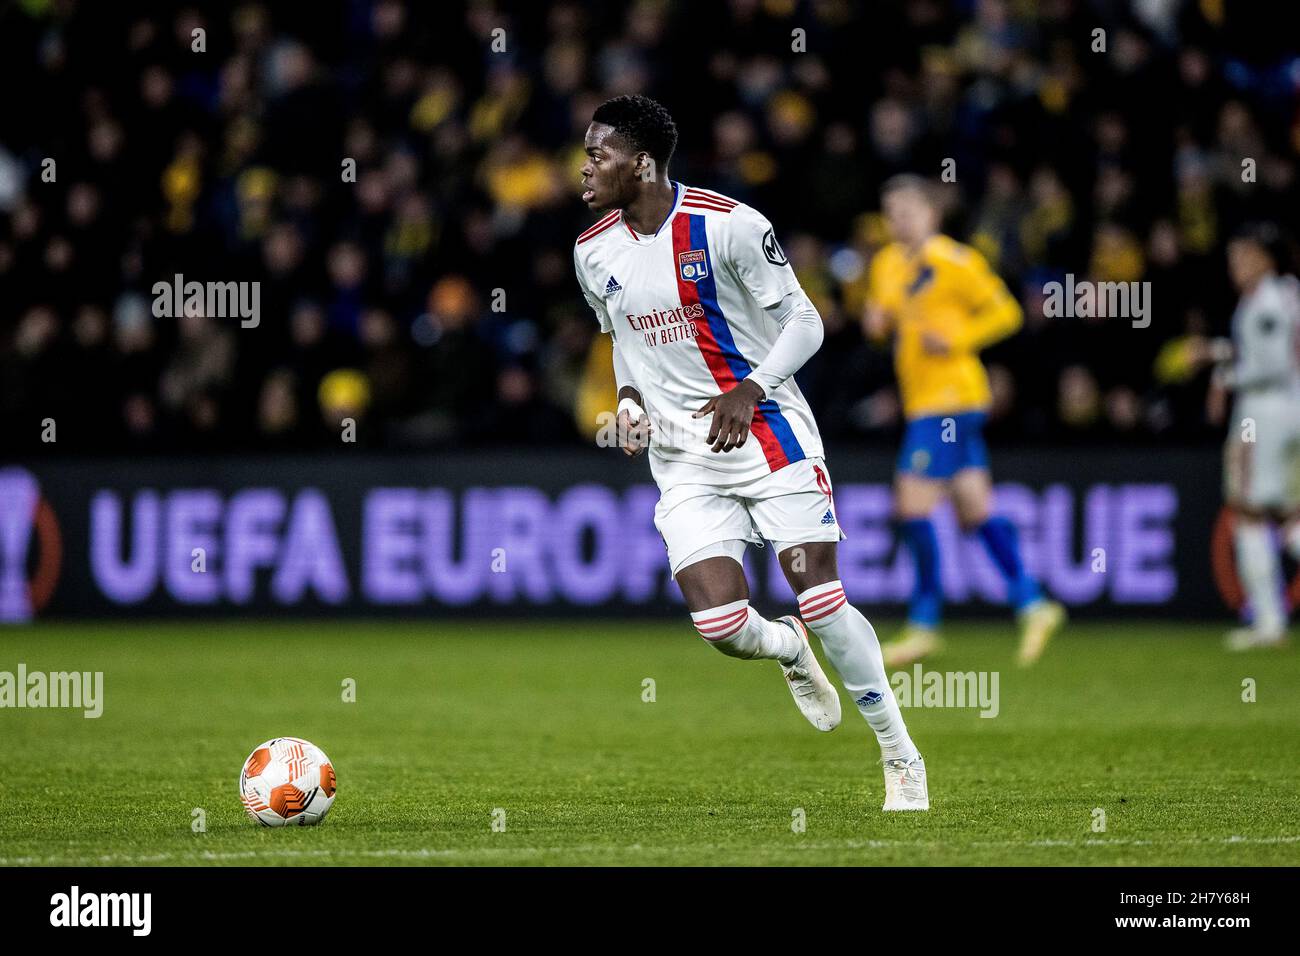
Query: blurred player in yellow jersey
[[864, 175, 1065, 667]]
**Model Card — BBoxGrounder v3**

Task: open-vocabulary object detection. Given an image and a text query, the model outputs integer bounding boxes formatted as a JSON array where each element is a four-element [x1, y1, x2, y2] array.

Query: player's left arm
[[939, 247, 1023, 354], [693, 207, 823, 453]]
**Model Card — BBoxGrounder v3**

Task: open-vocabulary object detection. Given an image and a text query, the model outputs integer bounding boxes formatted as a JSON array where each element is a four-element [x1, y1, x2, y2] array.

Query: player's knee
[[893, 485, 924, 512], [780, 543, 837, 593], [675, 554, 747, 610], [895, 504, 932, 522], [952, 487, 992, 530], [798, 559, 839, 591], [1232, 503, 1269, 524], [894, 486, 939, 520]]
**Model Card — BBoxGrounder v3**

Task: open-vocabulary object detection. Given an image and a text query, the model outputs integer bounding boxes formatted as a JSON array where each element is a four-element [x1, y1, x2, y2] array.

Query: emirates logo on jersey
[[627, 302, 705, 348], [678, 248, 708, 283], [626, 302, 704, 331]]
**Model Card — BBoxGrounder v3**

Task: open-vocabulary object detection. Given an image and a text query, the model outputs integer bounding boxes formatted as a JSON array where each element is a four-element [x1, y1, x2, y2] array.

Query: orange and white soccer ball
[[239, 737, 337, 827]]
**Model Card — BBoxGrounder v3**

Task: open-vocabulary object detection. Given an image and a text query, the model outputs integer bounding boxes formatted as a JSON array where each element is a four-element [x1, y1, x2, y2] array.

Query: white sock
[[691, 599, 801, 664], [1235, 521, 1285, 634], [797, 581, 918, 761]]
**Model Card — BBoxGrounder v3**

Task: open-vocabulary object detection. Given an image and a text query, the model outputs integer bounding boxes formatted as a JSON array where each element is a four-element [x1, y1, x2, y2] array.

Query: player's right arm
[[863, 248, 898, 343], [575, 244, 652, 457], [612, 338, 652, 458]]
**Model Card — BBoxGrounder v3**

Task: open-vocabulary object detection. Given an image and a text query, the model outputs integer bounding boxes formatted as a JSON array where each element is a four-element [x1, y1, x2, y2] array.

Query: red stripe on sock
[[697, 618, 747, 637], [693, 607, 749, 627], [697, 614, 750, 641], [694, 608, 748, 636], [802, 595, 847, 622], [701, 622, 747, 642], [798, 588, 844, 615]]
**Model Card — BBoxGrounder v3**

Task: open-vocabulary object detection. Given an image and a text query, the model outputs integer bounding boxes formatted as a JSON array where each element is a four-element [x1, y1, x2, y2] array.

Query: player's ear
[[636, 153, 657, 183]]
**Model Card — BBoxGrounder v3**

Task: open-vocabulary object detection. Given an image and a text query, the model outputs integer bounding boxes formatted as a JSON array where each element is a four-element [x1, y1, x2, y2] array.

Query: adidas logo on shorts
[[820, 509, 836, 525]]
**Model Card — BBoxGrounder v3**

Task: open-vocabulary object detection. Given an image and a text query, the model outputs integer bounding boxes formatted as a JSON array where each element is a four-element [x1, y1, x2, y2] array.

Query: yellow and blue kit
[[867, 233, 1041, 624], [867, 234, 1022, 479]]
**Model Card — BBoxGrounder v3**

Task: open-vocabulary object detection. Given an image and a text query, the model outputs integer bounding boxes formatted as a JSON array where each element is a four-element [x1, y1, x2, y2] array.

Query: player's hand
[[863, 305, 890, 342], [921, 331, 951, 356], [617, 409, 653, 457], [1205, 337, 1234, 364], [693, 378, 765, 453], [1187, 336, 1233, 369], [1206, 367, 1229, 426]]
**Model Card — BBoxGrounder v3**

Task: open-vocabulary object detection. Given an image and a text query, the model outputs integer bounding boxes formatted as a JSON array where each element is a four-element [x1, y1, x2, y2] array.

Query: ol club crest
[[678, 248, 708, 283]]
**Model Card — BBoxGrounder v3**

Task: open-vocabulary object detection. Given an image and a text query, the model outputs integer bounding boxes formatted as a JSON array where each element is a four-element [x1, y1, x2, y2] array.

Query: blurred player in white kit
[[1206, 223, 1300, 650]]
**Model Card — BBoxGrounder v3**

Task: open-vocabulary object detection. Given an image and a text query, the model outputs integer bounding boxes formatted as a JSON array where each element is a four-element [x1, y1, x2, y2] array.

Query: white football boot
[[774, 615, 841, 732], [1017, 599, 1066, 667], [882, 754, 929, 811], [881, 624, 944, 669], [1224, 627, 1288, 651]]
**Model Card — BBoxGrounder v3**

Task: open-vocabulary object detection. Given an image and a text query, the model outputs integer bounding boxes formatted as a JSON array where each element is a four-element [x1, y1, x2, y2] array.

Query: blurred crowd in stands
[[2, 0, 1297, 454]]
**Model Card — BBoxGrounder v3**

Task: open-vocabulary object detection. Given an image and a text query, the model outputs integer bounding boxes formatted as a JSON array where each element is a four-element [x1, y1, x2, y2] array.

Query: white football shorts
[[1223, 401, 1300, 511], [653, 457, 846, 578]]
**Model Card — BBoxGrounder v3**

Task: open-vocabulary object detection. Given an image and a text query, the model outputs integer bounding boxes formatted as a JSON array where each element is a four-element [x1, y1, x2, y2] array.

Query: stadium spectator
[[0, 0, 1294, 454]]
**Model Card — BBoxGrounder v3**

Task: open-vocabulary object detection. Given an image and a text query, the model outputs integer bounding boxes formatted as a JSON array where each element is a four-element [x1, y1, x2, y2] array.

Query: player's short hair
[[1231, 221, 1290, 270], [592, 94, 678, 168], [880, 173, 940, 206]]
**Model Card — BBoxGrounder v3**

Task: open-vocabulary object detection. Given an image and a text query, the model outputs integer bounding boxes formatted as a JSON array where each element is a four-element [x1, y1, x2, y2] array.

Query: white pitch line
[[1, 834, 1297, 866]]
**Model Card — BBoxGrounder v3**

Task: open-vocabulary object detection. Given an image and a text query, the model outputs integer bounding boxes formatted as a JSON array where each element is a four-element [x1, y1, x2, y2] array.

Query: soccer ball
[[239, 737, 337, 827]]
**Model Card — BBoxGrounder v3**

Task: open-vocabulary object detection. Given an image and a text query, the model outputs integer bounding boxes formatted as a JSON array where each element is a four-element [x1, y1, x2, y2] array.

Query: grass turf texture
[[0, 620, 1296, 867]]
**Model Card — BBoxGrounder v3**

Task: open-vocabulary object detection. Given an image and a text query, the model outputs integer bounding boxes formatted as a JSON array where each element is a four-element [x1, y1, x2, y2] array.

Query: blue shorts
[[897, 412, 989, 479]]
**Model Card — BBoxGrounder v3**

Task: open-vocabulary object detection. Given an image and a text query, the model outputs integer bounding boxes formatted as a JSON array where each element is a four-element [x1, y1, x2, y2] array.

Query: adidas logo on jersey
[[604, 275, 622, 295], [821, 509, 836, 525]]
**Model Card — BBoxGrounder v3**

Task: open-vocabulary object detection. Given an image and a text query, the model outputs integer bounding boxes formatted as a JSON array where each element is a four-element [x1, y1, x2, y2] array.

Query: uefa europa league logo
[[0, 468, 39, 622]]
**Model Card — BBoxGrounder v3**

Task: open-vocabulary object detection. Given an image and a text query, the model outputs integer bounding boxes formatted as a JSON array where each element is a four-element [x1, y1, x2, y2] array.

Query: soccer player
[[573, 95, 928, 811], [1206, 223, 1300, 650], [863, 175, 1065, 667]]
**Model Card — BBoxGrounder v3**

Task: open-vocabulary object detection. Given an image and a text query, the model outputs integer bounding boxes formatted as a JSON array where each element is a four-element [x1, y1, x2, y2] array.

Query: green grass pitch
[[0, 620, 1296, 866]]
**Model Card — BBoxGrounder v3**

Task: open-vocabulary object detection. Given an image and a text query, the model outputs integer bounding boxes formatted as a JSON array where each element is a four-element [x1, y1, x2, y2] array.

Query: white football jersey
[[1230, 273, 1300, 419], [573, 182, 824, 489]]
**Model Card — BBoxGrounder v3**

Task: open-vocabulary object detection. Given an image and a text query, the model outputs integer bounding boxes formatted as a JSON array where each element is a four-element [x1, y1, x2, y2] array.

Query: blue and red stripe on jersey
[[670, 212, 805, 471]]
